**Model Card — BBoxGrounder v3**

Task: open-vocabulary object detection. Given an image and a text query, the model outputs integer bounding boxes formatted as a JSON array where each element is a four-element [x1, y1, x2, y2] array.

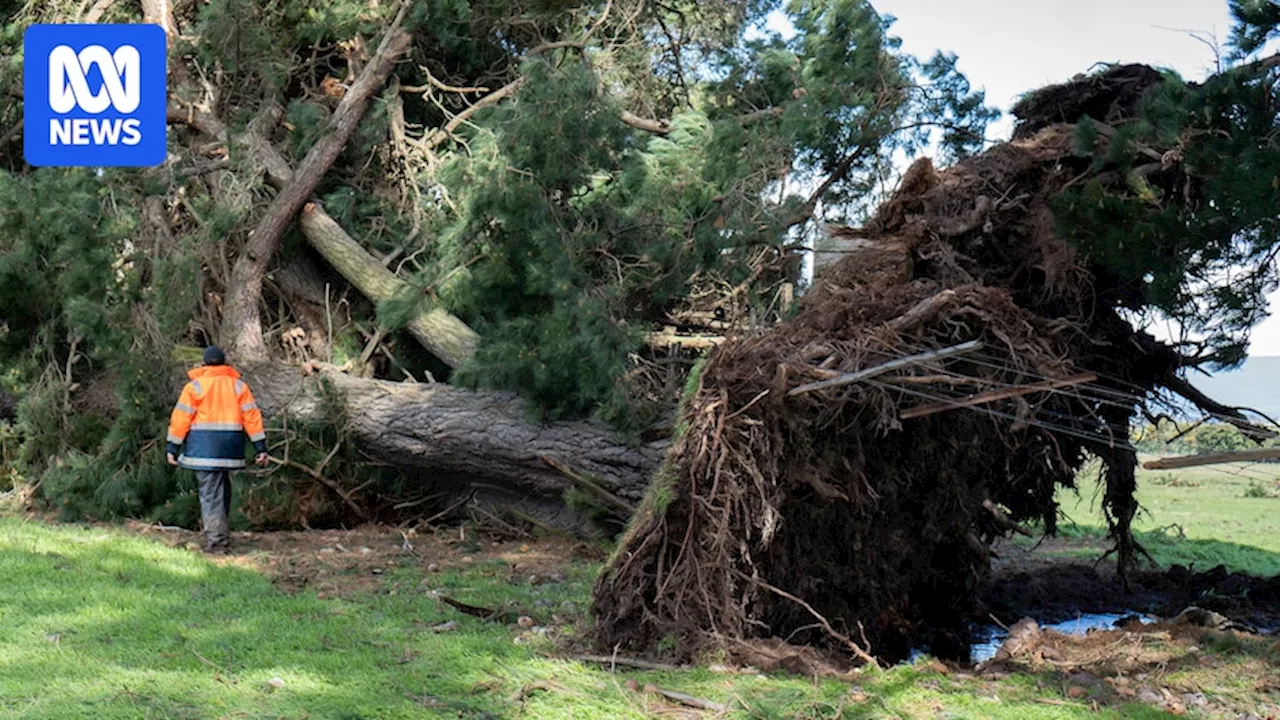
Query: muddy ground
[[980, 536, 1280, 634]]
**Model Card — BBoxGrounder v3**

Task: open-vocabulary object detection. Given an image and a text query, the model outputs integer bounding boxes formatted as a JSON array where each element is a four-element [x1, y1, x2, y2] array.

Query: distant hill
[[1187, 356, 1280, 421]]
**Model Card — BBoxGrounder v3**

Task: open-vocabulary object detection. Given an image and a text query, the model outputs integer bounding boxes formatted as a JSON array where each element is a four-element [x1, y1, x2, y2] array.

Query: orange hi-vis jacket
[[165, 364, 267, 471]]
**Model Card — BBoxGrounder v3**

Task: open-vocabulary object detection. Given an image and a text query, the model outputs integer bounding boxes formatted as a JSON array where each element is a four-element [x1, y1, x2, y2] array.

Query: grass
[[2, 459, 1279, 718], [1037, 458, 1280, 576], [0, 517, 1191, 720]]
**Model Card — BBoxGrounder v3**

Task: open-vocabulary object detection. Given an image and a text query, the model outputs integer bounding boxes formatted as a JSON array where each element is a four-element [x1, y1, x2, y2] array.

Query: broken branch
[[1161, 371, 1278, 441], [1141, 447, 1280, 470], [643, 685, 729, 712], [298, 203, 479, 367], [572, 654, 681, 672], [644, 331, 724, 349], [982, 499, 1032, 537], [541, 455, 636, 516]]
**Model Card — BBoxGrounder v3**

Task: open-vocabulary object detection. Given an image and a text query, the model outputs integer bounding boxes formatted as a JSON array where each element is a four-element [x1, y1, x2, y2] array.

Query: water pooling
[[968, 612, 1158, 663]]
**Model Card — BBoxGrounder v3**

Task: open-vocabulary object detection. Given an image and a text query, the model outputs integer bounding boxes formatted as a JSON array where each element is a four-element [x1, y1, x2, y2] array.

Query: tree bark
[[220, 14, 413, 363], [241, 364, 665, 533], [271, 255, 332, 361], [140, 0, 177, 38], [299, 203, 479, 368]]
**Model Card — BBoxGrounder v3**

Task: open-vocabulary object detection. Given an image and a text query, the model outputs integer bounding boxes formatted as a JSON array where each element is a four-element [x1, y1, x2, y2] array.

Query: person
[[165, 345, 269, 553]]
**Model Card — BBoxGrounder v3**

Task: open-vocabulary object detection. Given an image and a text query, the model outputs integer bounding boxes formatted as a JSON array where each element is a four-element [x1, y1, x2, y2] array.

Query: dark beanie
[[203, 345, 226, 365]]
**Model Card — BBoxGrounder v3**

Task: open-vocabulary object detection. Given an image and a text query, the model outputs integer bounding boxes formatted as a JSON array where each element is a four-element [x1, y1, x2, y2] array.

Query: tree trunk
[[220, 15, 413, 363], [271, 255, 332, 361], [240, 364, 665, 533], [168, 88, 480, 368], [299, 203, 479, 367]]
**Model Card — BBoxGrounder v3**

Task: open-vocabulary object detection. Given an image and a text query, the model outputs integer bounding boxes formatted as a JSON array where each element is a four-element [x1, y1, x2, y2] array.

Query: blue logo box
[[24, 24, 167, 167]]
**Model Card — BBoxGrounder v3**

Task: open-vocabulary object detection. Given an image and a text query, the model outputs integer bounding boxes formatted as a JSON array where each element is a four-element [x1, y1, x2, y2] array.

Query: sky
[[768, 0, 1280, 358]]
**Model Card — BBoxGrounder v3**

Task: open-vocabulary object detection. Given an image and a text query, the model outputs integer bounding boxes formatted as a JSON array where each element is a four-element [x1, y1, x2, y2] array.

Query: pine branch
[[619, 111, 670, 134], [167, 93, 480, 369], [413, 77, 528, 152], [1161, 371, 1278, 441]]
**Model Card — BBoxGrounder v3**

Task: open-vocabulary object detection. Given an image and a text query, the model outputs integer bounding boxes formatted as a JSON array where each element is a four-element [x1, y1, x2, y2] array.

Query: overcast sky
[[768, 1, 1280, 358]]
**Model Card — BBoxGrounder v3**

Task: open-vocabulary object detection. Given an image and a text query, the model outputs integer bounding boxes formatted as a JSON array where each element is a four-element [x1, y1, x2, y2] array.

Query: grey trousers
[[196, 469, 232, 548]]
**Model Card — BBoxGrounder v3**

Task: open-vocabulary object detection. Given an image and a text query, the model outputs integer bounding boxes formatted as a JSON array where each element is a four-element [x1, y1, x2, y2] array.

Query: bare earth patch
[[121, 519, 603, 599]]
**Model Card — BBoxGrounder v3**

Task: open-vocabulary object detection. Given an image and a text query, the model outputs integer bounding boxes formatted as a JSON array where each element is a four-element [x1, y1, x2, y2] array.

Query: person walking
[[165, 346, 269, 553]]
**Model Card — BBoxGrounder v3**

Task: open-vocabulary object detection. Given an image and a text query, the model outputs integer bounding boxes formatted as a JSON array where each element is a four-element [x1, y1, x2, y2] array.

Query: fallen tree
[[590, 61, 1280, 665], [241, 363, 664, 533]]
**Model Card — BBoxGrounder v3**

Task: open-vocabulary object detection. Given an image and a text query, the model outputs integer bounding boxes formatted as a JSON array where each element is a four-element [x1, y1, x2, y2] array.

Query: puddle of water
[[968, 612, 1157, 663]]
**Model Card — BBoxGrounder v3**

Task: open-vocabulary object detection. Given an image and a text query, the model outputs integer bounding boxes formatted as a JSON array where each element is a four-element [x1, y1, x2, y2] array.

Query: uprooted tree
[[0, 0, 997, 528], [591, 50, 1280, 663]]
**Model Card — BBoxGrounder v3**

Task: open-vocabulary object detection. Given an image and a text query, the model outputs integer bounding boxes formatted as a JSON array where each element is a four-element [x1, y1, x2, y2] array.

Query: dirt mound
[[1010, 63, 1166, 139], [589, 64, 1247, 665]]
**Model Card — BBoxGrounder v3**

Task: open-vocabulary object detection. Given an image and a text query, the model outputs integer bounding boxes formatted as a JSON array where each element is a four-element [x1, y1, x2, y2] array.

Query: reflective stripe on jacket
[[166, 364, 267, 471]]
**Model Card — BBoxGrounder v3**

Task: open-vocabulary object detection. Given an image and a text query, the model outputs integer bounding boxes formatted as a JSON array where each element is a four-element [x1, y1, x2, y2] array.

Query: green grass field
[[1, 460, 1278, 719], [1039, 458, 1280, 576]]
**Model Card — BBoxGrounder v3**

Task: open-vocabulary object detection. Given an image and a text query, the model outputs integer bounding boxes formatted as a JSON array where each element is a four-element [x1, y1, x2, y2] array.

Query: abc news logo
[[24, 24, 167, 167], [48, 45, 144, 146]]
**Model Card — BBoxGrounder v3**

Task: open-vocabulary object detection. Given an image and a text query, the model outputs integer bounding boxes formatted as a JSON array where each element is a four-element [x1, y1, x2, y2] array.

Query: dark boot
[[196, 469, 232, 553]]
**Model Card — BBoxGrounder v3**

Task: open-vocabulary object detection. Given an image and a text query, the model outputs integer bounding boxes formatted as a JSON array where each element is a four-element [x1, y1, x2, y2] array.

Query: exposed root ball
[[592, 66, 1183, 665]]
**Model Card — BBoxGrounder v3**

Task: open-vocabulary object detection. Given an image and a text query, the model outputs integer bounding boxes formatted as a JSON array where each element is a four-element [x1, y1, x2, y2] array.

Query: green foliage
[[283, 99, 330, 159], [409, 1, 997, 428], [40, 450, 189, 523], [1242, 481, 1279, 499], [193, 0, 292, 94], [285, 0, 397, 45], [0, 167, 199, 522], [1193, 424, 1254, 453], [412, 60, 733, 428], [0, 170, 120, 364], [1053, 61, 1280, 368], [1132, 419, 1278, 457], [451, 299, 642, 426], [1, 0, 1002, 515], [1229, 0, 1280, 59]]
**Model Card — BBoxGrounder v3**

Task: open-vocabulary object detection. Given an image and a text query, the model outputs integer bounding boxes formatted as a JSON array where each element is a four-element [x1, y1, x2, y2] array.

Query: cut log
[[644, 331, 724, 349], [298, 203, 478, 368], [240, 364, 664, 534]]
